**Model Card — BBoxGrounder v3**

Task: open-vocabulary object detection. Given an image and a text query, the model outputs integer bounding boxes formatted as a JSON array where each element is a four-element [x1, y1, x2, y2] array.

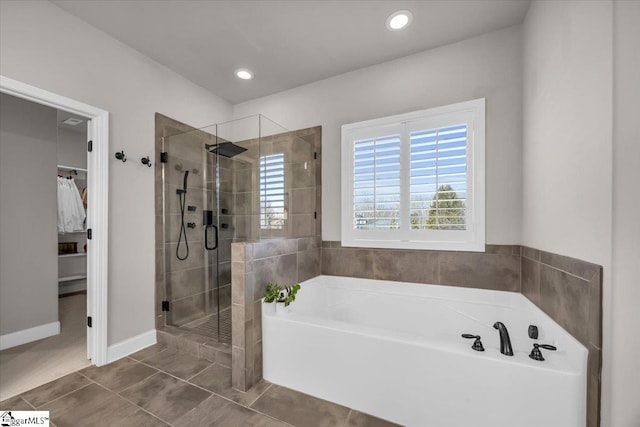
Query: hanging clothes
[[81, 187, 88, 209], [57, 176, 86, 233]]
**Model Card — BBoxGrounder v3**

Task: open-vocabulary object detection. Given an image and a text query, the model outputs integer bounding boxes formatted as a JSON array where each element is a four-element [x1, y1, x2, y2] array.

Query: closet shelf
[[57, 164, 87, 172], [58, 275, 87, 283], [58, 231, 86, 235], [58, 253, 87, 258]]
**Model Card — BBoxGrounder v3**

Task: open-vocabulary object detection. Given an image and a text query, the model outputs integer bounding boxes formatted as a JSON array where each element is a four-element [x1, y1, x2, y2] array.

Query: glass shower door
[[162, 124, 226, 342], [161, 115, 266, 344]]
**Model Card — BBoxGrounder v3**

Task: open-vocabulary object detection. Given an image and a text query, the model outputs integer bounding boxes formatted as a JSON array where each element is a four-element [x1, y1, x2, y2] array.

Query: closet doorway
[[0, 76, 109, 400]]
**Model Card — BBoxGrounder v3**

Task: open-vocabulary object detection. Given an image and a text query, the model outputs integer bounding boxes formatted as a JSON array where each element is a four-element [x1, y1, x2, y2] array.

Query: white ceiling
[[57, 110, 86, 133], [52, 0, 531, 104]]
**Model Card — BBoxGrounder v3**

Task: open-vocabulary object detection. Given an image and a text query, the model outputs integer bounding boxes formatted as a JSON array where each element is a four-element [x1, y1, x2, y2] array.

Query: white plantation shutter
[[341, 99, 485, 251], [409, 124, 468, 230], [260, 153, 285, 229], [353, 134, 401, 230]]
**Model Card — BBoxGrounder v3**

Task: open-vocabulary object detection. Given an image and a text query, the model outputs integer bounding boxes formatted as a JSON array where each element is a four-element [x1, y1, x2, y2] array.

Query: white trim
[[0, 321, 61, 350], [106, 329, 157, 363], [341, 98, 485, 251], [1, 75, 109, 366]]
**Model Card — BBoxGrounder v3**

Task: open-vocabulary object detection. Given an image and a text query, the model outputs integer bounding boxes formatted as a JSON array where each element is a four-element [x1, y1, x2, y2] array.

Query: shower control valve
[[461, 334, 485, 352], [187, 222, 196, 229]]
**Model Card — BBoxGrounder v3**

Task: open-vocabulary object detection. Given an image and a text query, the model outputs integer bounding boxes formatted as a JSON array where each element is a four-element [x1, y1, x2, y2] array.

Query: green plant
[[280, 284, 301, 306], [264, 283, 281, 303], [264, 283, 301, 307]]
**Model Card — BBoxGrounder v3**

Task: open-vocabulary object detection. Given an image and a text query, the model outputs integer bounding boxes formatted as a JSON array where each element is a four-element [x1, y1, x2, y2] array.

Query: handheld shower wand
[[182, 170, 189, 193], [176, 170, 190, 260]]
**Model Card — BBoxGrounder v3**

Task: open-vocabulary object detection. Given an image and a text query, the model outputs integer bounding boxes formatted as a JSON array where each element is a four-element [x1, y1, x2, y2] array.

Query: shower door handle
[[205, 224, 218, 251]]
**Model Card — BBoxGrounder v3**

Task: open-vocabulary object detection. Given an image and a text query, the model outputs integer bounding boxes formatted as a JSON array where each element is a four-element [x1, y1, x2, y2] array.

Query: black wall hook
[[141, 156, 152, 167], [115, 151, 127, 162]]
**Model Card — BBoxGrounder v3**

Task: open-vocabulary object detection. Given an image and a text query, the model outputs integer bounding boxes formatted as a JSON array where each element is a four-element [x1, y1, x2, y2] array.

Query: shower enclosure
[[158, 114, 318, 343]]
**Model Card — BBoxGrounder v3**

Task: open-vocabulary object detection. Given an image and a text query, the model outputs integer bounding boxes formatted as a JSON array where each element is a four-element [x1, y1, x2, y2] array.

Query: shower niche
[[155, 114, 320, 345]]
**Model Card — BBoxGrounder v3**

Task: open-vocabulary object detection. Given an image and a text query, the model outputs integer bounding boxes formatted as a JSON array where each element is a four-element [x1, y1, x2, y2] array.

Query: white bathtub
[[262, 275, 587, 427]]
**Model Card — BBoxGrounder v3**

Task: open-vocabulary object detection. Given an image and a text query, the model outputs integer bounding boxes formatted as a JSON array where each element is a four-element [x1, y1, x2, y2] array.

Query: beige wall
[[0, 94, 58, 335], [522, 0, 612, 268], [521, 1, 638, 425], [611, 1, 640, 425], [57, 126, 87, 169], [0, 0, 233, 345], [233, 25, 524, 244]]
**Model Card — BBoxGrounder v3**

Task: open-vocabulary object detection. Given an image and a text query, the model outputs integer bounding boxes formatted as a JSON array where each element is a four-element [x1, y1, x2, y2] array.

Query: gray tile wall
[[521, 247, 602, 427], [231, 236, 321, 391], [228, 127, 322, 240], [321, 242, 522, 291]]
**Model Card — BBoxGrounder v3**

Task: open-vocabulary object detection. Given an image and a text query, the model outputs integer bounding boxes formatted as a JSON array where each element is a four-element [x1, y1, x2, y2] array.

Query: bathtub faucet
[[493, 322, 514, 356]]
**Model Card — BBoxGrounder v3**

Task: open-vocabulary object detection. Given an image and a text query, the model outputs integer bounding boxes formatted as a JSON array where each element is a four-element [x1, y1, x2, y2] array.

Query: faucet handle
[[529, 343, 557, 361], [461, 334, 485, 352]]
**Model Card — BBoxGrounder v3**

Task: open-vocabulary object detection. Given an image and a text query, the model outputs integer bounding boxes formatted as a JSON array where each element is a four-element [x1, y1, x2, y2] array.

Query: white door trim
[[1, 75, 109, 366]]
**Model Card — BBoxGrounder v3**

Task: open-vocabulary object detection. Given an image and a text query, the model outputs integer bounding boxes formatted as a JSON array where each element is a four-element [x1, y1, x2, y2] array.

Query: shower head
[[205, 142, 248, 158]]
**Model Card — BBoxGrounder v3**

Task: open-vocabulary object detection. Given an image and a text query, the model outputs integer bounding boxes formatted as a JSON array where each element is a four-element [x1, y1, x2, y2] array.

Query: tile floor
[[0, 344, 400, 427]]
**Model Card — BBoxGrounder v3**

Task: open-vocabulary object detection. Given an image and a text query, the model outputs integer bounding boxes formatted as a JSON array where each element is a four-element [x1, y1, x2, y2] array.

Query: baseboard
[[106, 329, 156, 363], [0, 321, 61, 350]]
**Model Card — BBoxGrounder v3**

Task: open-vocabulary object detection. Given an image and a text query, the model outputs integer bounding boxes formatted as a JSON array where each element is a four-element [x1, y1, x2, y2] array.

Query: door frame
[[1, 75, 109, 366]]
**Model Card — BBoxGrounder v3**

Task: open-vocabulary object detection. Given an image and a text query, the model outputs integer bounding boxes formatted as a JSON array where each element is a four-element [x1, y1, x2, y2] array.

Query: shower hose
[[176, 171, 190, 260]]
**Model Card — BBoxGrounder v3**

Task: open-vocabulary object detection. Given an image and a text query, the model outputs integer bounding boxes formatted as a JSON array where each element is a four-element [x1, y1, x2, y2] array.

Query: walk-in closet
[[57, 110, 88, 296], [0, 94, 91, 400]]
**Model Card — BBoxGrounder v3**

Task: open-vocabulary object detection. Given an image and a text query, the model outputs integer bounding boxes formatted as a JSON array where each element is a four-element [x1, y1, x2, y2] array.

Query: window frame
[[341, 98, 485, 251], [259, 152, 286, 231]]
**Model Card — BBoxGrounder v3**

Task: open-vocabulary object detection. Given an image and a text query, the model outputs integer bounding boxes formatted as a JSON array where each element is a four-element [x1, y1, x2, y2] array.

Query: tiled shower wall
[[230, 126, 322, 240], [231, 237, 321, 391]]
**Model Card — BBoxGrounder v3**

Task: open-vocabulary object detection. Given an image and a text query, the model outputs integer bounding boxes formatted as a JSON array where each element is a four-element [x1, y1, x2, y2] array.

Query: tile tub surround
[[521, 246, 602, 427], [321, 241, 602, 427], [231, 236, 321, 391], [321, 242, 522, 291], [0, 343, 399, 427]]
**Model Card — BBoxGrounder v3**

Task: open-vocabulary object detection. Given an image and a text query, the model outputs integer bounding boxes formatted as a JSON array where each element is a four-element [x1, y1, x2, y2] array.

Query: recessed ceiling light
[[386, 10, 413, 31], [62, 118, 83, 126], [235, 68, 253, 80]]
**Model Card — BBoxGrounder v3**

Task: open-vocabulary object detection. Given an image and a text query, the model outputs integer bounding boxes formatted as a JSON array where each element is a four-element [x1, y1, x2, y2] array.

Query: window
[[341, 99, 485, 251], [260, 153, 285, 229]]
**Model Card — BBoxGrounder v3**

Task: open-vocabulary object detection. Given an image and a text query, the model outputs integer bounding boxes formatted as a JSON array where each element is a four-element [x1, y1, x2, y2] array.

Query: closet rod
[[57, 164, 87, 172]]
